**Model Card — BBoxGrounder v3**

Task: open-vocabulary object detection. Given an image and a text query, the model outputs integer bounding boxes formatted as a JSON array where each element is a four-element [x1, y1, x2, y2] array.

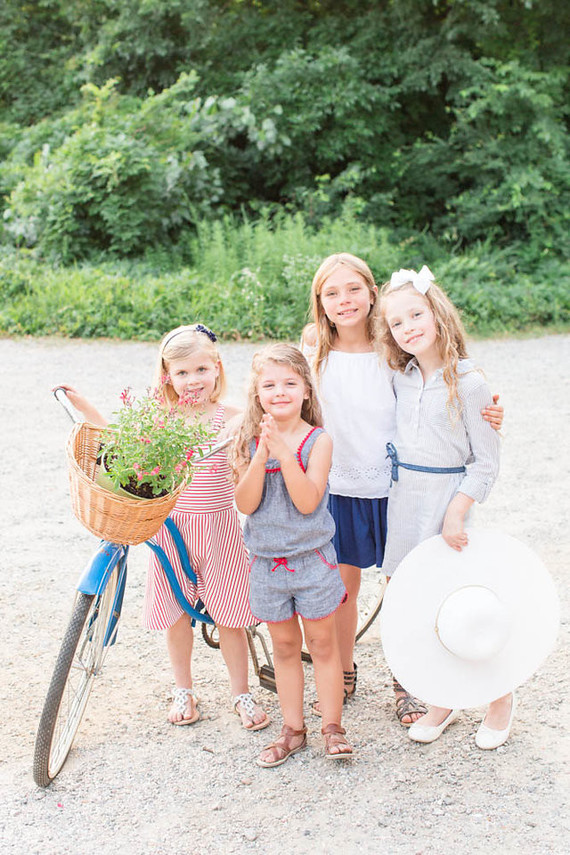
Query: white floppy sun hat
[[380, 529, 560, 709]]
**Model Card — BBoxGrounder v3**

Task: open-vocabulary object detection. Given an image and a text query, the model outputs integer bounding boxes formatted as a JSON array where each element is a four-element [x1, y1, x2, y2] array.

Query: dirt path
[[0, 335, 568, 855]]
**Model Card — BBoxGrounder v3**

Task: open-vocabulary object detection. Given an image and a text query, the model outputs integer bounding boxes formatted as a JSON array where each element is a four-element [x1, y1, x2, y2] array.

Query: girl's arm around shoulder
[[53, 384, 108, 426], [300, 323, 317, 355], [234, 439, 268, 515], [482, 394, 503, 431], [218, 405, 242, 441], [280, 430, 332, 515]]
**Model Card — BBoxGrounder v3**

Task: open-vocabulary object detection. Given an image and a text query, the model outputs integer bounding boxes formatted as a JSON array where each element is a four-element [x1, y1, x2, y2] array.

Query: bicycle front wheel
[[33, 562, 122, 787]]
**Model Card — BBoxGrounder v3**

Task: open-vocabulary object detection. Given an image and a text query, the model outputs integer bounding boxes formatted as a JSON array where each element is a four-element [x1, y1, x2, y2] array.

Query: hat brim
[[380, 529, 560, 709]]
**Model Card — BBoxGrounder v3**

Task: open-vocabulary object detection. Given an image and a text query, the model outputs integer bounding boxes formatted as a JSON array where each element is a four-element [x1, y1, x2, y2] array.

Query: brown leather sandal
[[256, 724, 307, 768], [322, 723, 354, 760], [393, 677, 427, 727]]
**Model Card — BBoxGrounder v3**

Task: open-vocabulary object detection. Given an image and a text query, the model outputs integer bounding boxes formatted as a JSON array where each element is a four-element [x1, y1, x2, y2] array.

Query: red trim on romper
[[314, 548, 336, 570], [295, 426, 318, 472], [254, 427, 319, 474], [252, 590, 348, 625]]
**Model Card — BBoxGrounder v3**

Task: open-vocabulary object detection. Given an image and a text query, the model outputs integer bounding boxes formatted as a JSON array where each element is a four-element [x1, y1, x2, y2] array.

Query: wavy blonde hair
[[231, 343, 323, 478], [153, 324, 226, 408], [378, 278, 470, 414], [307, 252, 380, 381]]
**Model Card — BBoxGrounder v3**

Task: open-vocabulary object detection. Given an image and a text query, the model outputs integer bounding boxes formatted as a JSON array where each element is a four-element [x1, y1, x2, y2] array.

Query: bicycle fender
[[77, 542, 128, 595]]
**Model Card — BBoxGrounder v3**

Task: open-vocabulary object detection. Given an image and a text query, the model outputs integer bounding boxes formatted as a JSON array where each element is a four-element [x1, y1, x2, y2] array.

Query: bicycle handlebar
[[53, 386, 82, 424]]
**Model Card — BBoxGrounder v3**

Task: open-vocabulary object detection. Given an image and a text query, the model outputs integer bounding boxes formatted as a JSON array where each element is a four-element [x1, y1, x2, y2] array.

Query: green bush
[[1, 215, 568, 341]]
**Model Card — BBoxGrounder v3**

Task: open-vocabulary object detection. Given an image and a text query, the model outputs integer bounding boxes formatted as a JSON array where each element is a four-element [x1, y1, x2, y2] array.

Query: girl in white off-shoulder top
[[301, 253, 503, 726]]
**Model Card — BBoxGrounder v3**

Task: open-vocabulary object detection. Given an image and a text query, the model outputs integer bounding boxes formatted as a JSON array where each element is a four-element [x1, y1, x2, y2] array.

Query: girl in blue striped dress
[[379, 268, 514, 749]]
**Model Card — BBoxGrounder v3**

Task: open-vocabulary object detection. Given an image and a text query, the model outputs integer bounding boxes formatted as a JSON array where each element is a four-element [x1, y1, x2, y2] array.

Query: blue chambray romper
[[243, 427, 347, 623]]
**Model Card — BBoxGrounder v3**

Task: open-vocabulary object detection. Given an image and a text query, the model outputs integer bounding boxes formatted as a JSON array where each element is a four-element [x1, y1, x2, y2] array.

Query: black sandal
[[311, 662, 358, 717], [343, 662, 357, 702], [393, 677, 427, 727]]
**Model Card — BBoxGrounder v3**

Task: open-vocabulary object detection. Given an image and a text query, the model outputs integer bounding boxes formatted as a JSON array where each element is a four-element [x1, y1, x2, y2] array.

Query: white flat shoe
[[475, 694, 516, 750], [408, 709, 460, 743]]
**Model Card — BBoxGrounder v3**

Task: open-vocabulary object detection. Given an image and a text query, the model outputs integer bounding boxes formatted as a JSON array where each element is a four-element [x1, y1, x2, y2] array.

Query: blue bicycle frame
[[77, 518, 214, 653]]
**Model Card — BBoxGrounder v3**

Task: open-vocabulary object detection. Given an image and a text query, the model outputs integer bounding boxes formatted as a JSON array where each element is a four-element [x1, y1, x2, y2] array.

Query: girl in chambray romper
[[244, 428, 346, 623], [233, 344, 353, 766]]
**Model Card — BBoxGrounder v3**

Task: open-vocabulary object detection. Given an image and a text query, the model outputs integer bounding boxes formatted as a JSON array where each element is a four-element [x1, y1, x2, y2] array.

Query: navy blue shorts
[[328, 494, 388, 569]]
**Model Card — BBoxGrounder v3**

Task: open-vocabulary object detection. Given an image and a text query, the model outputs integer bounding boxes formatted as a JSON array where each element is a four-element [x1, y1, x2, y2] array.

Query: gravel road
[[0, 334, 568, 855]]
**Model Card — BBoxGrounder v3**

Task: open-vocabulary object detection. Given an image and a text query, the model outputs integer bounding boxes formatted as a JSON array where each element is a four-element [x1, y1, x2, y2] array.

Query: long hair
[[153, 324, 226, 408], [230, 343, 323, 478], [308, 252, 379, 380], [378, 278, 470, 413]]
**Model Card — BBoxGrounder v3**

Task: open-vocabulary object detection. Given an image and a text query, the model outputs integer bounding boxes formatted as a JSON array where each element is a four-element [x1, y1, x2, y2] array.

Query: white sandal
[[233, 692, 270, 731], [169, 687, 200, 726]]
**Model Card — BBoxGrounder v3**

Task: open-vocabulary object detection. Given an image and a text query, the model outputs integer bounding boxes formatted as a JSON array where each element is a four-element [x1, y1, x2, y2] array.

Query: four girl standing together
[[63, 254, 505, 767]]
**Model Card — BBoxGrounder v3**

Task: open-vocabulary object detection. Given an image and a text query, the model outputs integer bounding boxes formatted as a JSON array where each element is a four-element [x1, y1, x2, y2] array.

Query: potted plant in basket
[[96, 387, 213, 500]]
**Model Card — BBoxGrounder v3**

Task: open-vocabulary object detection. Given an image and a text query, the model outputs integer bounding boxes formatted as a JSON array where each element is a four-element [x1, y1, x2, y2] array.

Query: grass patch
[[1, 212, 568, 340]]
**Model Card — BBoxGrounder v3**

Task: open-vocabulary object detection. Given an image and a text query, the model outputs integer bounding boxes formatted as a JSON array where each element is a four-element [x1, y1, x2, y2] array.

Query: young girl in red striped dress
[[60, 324, 269, 732]]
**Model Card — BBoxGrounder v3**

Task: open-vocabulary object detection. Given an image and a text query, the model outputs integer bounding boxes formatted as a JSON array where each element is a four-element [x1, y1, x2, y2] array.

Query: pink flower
[[120, 387, 133, 407], [137, 473, 144, 481], [150, 466, 161, 475]]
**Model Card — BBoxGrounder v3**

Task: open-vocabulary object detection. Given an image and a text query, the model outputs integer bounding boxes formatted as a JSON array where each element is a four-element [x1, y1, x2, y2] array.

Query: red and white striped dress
[[143, 405, 255, 630]]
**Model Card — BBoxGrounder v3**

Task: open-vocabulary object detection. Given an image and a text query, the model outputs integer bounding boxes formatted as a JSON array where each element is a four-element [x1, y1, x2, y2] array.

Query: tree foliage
[[0, 0, 568, 263]]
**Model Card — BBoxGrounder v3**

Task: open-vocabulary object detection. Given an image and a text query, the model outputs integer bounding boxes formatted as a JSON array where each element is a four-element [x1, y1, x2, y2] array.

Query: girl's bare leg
[[258, 618, 305, 764], [303, 614, 344, 726], [304, 613, 352, 756], [166, 614, 196, 723], [483, 693, 514, 729], [334, 564, 361, 682], [269, 618, 305, 727], [312, 564, 359, 715], [218, 625, 267, 726]]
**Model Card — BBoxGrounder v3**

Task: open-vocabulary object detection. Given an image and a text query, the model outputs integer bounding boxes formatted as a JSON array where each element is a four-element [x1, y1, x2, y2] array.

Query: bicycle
[[34, 390, 387, 786], [33, 390, 277, 788]]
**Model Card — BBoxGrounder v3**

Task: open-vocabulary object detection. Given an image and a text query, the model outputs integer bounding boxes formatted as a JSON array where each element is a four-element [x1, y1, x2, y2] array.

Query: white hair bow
[[389, 265, 434, 295]]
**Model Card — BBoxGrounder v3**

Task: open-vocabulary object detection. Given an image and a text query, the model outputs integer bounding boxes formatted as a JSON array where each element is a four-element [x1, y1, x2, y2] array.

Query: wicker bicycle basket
[[66, 421, 186, 545]]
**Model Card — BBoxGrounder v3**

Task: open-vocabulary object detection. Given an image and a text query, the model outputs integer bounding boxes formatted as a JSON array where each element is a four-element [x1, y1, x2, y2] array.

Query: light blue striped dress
[[382, 358, 501, 576]]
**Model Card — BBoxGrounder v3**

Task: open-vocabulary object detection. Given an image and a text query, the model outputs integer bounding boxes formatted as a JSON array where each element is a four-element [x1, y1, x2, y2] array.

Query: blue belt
[[386, 442, 466, 483]]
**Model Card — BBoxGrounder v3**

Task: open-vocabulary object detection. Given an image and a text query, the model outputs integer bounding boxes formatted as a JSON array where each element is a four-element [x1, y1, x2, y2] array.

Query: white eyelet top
[[304, 347, 397, 499]]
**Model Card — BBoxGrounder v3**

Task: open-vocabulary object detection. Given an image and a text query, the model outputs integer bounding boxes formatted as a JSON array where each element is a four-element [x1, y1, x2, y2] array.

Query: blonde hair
[[153, 324, 226, 407], [308, 252, 379, 379], [231, 343, 323, 478], [378, 277, 470, 413]]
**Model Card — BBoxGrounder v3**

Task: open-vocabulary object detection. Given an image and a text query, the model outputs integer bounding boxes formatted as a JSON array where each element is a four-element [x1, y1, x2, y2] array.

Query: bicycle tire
[[355, 567, 387, 642], [201, 621, 220, 649], [33, 564, 121, 787]]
